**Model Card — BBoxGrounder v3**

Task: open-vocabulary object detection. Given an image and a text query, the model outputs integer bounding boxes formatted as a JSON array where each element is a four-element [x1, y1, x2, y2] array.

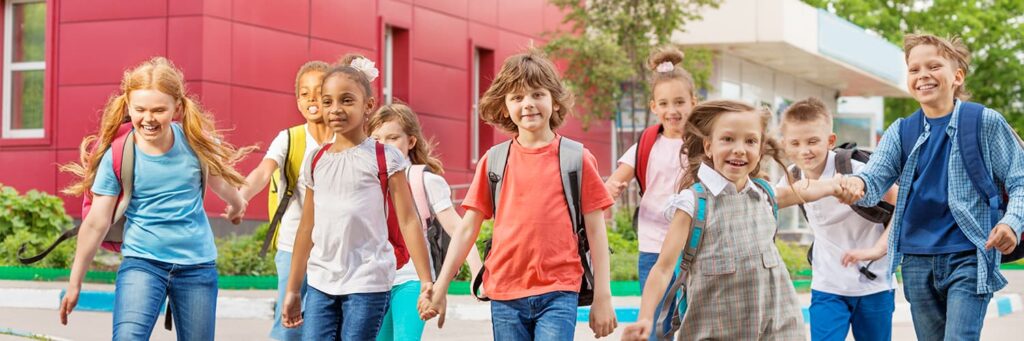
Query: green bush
[[775, 241, 811, 279], [215, 223, 275, 276], [0, 184, 75, 268]]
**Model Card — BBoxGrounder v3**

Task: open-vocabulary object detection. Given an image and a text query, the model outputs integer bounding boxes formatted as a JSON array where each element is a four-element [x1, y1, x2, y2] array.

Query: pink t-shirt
[[618, 135, 686, 253]]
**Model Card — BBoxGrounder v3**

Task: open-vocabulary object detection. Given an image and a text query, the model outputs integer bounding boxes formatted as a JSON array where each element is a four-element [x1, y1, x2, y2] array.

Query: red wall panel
[[414, 0, 467, 18], [168, 16, 204, 81], [54, 84, 118, 150], [409, 60, 467, 119], [60, 0, 166, 23], [467, 0, 497, 25], [496, 0, 544, 37], [310, 0, 378, 50], [232, 0, 309, 36], [58, 19, 167, 86], [54, 150, 82, 217], [412, 7, 467, 69], [0, 150, 55, 193], [231, 23, 309, 93], [310, 39, 375, 64]]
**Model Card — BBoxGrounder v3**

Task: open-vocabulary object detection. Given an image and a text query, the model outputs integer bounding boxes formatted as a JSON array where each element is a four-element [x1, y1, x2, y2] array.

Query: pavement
[[2, 271, 1024, 340]]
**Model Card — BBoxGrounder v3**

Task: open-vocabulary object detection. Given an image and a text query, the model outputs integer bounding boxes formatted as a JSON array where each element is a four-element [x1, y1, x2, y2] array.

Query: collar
[[696, 162, 762, 199], [821, 150, 837, 178], [921, 99, 962, 137]]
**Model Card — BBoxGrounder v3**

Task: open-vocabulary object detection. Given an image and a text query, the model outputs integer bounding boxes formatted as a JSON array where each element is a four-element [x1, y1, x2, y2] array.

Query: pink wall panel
[[380, 0, 413, 28], [310, 0, 377, 50], [229, 87, 303, 149], [55, 84, 119, 150], [58, 19, 167, 85], [0, 150, 55, 193], [467, 0, 496, 25], [186, 82, 233, 128], [232, 0, 309, 35], [469, 22, 498, 50], [309, 39, 376, 64], [201, 17, 233, 83], [412, 8, 467, 68], [231, 23, 309, 93], [55, 150, 82, 217], [496, 30, 537, 62], [60, 0, 166, 23], [496, 0, 544, 37], [416, 114, 468, 173], [414, 0, 467, 17], [168, 0, 202, 16], [543, 2, 571, 34], [204, 0, 233, 19], [409, 60, 467, 119], [168, 16, 204, 81]]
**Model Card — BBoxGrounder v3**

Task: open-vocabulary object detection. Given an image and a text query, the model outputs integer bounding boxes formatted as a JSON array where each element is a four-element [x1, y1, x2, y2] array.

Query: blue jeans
[[490, 291, 578, 341], [302, 286, 390, 341], [902, 251, 992, 341], [809, 289, 895, 341], [271, 250, 308, 341], [113, 256, 218, 341], [638, 252, 678, 340]]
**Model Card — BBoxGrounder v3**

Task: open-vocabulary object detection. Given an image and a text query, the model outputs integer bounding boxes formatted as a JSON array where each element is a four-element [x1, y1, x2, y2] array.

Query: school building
[[0, 0, 907, 235]]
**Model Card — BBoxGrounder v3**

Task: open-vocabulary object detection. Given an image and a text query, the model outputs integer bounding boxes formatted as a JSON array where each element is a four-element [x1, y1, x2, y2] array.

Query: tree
[[802, 0, 1024, 130], [544, 0, 719, 140]]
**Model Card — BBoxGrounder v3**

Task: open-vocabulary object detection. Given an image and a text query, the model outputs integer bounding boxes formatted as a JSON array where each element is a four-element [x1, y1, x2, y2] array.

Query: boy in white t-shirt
[[777, 97, 898, 341]]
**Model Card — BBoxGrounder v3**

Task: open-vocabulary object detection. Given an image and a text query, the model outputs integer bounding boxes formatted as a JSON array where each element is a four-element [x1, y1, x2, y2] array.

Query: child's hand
[[420, 285, 447, 327], [59, 286, 79, 325], [621, 319, 652, 341], [588, 295, 617, 338], [837, 175, 866, 204], [281, 291, 303, 328], [985, 224, 1020, 254], [841, 247, 887, 267], [605, 180, 628, 198], [222, 199, 246, 225]]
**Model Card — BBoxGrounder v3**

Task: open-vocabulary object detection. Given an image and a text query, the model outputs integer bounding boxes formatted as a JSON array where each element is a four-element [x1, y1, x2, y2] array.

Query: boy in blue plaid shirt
[[841, 34, 1024, 341]]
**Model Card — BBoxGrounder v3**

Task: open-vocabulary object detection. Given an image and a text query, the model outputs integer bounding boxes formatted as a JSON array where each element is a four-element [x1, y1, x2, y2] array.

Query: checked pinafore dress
[[671, 183, 805, 340]]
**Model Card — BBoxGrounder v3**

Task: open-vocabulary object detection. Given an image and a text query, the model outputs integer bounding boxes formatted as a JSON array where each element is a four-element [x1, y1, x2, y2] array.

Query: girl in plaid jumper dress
[[623, 100, 806, 340]]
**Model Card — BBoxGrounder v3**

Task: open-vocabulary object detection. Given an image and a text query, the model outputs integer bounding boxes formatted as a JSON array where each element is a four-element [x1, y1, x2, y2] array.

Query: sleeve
[[663, 189, 696, 221], [298, 146, 321, 190], [263, 130, 289, 167], [854, 119, 905, 207], [774, 164, 795, 187], [983, 109, 1024, 235], [424, 172, 454, 213], [581, 149, 615, 214], [384, 144, 411, 177], [617, 143, 639, 167], [90, 149, 121, 196], [460, 155, 494, 218]]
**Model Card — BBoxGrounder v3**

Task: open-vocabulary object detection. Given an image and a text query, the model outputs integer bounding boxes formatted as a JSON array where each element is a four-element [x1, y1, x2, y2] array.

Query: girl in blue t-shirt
[[57, 57, 253, 340]]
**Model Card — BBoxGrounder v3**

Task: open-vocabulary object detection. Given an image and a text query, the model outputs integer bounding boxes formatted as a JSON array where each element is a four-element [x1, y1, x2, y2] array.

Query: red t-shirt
[[462, 136, 614, 300]]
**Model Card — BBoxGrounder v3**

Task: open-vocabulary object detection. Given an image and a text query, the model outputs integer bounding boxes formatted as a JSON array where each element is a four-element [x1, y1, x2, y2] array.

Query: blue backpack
[[899, 102, 1024, 263]]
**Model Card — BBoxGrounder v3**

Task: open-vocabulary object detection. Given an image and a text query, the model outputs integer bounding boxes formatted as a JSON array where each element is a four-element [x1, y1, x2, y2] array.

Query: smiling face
[[504, 86, 558, 135], [781, 117, 835, 177], [370, 120, 415, 157], [906, 44, 964, 110], [703, 110, 763, 189], [296, 70, 324, 122], [321, 74, 374, 138], [127, 89, 178, 144], [650, 80, 695, 135]]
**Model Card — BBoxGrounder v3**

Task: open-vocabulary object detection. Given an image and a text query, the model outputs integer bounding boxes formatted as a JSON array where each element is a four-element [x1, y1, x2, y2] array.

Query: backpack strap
[[834, 146, 855, 176], [652, 182, 709, 340], [751, 178, 778, 220], [900, 109, 925, 167], [472, 140, 512, 301], [957, 102, 1003, 230], [262, 125, 306, 257], [635, 124, 663, 196], [408, 164, 433, 228], [559, 138, 594, 305], [309, 143, 331, 184]]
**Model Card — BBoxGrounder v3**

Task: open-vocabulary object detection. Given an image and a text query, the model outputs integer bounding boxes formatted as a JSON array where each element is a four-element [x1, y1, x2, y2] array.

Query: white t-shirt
[[263, 124, 334, 253], [393, 169, 455, 285], [299, 137, 411, 295], [776, 151, 895, 296], [618, 135, 686, 253]]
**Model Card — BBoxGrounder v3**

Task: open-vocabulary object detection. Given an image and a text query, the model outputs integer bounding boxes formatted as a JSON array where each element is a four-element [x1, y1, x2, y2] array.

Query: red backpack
[[310, 142, 410, 269], [634, 124, 664, 197]]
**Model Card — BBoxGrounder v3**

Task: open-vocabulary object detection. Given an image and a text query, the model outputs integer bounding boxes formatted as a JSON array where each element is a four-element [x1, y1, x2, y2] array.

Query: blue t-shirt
[[91, 123, 216, 265], [900, 114, 976, 254]]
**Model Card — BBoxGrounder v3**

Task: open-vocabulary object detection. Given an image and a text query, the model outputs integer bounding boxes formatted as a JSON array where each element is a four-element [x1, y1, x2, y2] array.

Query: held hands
[[986, 224, 1020, 255], [836, 175, 866, 205], [281, 291, 303, 328], [621, 319, 653, 341], [589, 295, 617, 338], [605, 180, 628, 198], [58, 286, 80, 325], [222, 198, 247, 225], [418, 283, 447, 327]]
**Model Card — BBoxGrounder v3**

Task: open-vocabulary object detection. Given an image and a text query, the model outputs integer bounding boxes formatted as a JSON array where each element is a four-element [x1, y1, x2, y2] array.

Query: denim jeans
[[902, 251, 992, 341], [809, 289, 895, 341], [638, 252, 678, 340], [490, 291, 578, 341], [271, 250, 308, 341], [301, 286, 390, 341], [113, 256, 218, 341]]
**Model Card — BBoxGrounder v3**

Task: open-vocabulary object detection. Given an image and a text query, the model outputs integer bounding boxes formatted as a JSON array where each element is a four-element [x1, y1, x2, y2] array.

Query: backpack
[[790, 142, 895, 266], [900, 102, 1024, 263], [651, 178, 778, 340], [470, 137, 595, 306], [309, 141, 410, 269], [631, 124, 664, 232], [260, 125, 306, 257], [408, 165, 452, 279]]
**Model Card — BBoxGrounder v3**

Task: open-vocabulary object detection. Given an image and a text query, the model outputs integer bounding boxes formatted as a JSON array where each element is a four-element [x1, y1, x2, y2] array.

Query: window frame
[[2, 0, 46, 139]]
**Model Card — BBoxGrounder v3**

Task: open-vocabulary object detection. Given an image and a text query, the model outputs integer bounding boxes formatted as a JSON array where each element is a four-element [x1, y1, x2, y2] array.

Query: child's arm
[[842, 226, 890, 267], [604, 164, 635, 198], [59, 194, 117, 325], [622, 207, 693, 341], [843, 122, 906, 206], [583, 209, 617, 338], [774, 174, 843, 208], [435, 208, 483, 280], [281, 187, 315, 328], [389, 174, 434, 286], [209, 174, 247, 225], [239, 159, 278, 202], [421, 209, 486, 327]]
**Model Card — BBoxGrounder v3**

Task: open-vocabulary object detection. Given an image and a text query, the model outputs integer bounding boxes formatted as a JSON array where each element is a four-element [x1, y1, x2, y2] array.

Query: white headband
[[656, 61, 675, 73], [349, 57, 380, 82]]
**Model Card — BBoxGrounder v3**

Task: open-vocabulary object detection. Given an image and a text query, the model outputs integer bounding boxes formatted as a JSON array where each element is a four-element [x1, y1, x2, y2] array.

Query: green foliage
[[775, 241, 812, 279], [215, 223, 275, 276], [544, 0, 721, 129], [802, 0, 1024, 130], [0, 184, 75, 268]]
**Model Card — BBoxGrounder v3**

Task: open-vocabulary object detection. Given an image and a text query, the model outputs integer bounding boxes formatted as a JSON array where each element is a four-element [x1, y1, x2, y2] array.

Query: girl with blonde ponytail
[[58, 57, 253, 340]]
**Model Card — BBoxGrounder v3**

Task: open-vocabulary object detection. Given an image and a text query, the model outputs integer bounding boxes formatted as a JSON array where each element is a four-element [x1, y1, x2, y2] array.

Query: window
[[470, 47, 494, 164], [2, 0, 46, 139], [381, 25, 408, 105]]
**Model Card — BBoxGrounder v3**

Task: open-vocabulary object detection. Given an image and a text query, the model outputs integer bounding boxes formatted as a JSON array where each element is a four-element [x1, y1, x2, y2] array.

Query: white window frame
[[2, 0, 45, 139], [470, 48, 481, 164], [382, 26, 394, 105]]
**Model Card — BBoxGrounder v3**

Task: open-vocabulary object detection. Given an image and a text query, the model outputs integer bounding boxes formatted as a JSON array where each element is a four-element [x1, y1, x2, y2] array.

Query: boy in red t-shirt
[[420, 49, 617, 339]]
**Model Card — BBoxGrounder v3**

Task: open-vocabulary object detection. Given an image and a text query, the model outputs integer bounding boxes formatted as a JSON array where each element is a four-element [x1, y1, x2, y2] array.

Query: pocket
[[701, 255, 736, 275], [762, 251, 780, 269]]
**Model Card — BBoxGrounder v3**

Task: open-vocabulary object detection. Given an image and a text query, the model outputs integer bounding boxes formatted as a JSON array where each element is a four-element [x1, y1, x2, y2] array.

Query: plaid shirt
[[855, 100, 1024, 294]]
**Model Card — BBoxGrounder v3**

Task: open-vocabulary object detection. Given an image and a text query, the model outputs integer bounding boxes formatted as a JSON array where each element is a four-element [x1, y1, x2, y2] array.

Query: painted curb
[[0, 327, 73, 341]]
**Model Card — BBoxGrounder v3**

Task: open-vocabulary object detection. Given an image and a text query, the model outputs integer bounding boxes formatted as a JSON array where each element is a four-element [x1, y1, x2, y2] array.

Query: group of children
[[51, 31, 1021, 341]]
